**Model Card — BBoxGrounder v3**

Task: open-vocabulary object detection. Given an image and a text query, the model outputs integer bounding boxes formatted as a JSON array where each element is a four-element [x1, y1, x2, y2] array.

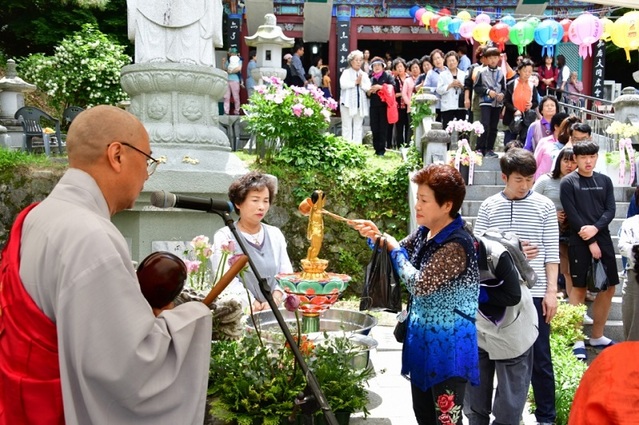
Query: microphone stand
[[217, 211, 338, 425]]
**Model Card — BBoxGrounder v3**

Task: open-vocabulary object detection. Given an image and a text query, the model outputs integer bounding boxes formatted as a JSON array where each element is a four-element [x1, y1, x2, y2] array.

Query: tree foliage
[[0, 0, 128, 60], [17, 23, 131, 115]]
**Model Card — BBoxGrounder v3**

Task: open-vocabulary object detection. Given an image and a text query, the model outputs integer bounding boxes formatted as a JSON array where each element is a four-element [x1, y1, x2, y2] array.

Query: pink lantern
[[476, 13, 491, 25], [559, 18, 572, 42], [568, 14, 603, 59], [459, 21, 477, 43], [415, 8, 427, 24]]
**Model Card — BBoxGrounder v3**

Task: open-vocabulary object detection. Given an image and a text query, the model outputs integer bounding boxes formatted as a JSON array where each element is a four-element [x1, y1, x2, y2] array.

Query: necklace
[[239, 222, 263, 244]]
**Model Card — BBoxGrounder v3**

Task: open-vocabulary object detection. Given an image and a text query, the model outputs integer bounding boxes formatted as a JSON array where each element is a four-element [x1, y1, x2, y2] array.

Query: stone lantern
[[245, 14, 295, 83], [0, 59, 36, 119]]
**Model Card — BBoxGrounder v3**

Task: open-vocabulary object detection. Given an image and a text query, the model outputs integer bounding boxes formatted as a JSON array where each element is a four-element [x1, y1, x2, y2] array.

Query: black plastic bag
[[359, 237, 402, 313], [586, 259, 609, 293]]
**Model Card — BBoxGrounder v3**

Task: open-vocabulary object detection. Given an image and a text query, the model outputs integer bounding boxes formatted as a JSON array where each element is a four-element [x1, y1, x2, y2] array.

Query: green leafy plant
[[208, 329, 373, 424], [273, 133, 367, 175], [242, 77, 338, 163], [529, 302, 587, 425], [18, 23, 130, 116], [409, 89, 435, 131]]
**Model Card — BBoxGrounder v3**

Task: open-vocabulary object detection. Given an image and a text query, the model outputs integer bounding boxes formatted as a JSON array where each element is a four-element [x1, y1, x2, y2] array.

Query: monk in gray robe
[[18, 106, 212, 424]]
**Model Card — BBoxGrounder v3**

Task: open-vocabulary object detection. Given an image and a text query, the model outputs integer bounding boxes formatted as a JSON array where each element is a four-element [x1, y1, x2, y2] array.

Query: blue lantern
[[409, 5, 421, 19], [501, 15, 516, 27], [534, 19, 564, 58], [448, 17, 463, 39]]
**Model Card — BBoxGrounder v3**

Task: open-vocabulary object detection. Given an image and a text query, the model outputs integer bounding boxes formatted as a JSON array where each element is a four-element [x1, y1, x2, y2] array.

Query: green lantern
[[437, 16, 452, 37], [509, 22, 535, 54]]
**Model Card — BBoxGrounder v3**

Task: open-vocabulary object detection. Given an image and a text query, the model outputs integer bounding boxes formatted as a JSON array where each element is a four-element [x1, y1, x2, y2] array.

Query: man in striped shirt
[[474, 148, 560, 425]]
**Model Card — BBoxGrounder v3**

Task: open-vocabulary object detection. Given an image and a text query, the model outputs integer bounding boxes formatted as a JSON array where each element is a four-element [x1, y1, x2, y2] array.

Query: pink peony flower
[[304, 108, 314, 117], [292, 103, 304, 117], [184, 259, 201, 273]]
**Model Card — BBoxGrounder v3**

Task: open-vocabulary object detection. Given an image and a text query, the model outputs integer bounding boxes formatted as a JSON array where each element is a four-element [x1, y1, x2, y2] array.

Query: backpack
[[476, 228, 538, 289]]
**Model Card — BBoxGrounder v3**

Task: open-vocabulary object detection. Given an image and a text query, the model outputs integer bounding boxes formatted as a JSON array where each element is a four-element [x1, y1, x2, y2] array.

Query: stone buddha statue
[[127, 0, 224, 67]]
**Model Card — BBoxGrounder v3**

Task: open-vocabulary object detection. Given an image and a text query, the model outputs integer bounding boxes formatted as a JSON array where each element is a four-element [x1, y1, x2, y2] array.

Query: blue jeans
[[465, 347, 534, 425], [531, 297, 556, 423]]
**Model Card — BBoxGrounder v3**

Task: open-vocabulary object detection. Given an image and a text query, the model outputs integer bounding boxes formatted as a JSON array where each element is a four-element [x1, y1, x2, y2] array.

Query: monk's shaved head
[[66, 105, 148, 167]]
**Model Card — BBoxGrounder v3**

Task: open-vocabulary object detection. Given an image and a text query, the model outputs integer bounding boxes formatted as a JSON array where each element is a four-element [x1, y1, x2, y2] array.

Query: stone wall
[[0, 166, 65, 250]]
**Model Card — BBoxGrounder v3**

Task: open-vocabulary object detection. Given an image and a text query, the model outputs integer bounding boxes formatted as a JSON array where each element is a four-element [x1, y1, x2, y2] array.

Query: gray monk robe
[[19, 169, 212, 425]]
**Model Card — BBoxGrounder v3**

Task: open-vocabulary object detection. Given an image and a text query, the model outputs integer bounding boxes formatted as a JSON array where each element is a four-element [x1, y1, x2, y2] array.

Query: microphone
[[150, 190, 234, 214]]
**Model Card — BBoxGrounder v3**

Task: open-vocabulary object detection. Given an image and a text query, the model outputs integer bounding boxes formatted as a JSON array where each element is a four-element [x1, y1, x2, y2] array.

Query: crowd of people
[[0, 47, 629, 425], [332, 44, 586, 159]]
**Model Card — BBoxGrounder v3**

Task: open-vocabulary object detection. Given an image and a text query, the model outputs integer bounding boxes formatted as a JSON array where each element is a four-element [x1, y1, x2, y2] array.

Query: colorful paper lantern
[[600, 17, 614, 42], [534, 19, 564, 58], [559, 18, 572, 42], [448, 17, 464, 39], [421, 11, 434, 28], [415, 8, 427, 23], [527, 17, 541, 29], [457, 10, 472, 22], [473, 22, 492, 45], [568, 14, 603, 59], [437, 16, 452, 37], [490, 23, 511, 51], [509, 22, 535, 55], [500, 15, 516, 28], [409, 5, 420, 19], [476, 13, 491, 25], [611, 12, 639, 62], [430, 14, 441, 33], [459, 21, 477, 43], [439, 8, 451, 16]]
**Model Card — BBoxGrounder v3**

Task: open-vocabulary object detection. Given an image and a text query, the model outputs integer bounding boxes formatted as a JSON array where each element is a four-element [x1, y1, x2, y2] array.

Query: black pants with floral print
[[411, 377, 468, 425]]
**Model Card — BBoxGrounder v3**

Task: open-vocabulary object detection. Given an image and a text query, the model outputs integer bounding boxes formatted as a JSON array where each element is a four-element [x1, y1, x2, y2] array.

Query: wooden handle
[[202, 255, 248, 306], [321, 209, 350, 223]]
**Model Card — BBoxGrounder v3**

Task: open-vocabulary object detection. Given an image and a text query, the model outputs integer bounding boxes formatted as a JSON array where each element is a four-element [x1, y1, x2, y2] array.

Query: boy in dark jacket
[[473, 47, 506, 158]]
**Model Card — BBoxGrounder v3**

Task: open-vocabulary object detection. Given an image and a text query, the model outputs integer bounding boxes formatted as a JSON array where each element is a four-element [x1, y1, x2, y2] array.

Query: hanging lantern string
[[420, 6, 627, 22]]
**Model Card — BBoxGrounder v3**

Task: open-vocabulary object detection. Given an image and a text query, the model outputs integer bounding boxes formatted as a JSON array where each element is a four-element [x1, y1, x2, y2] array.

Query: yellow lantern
[[422, 11, 435, 28], [473, 22, 492, 45], [600, 17, 613, 42], [611, 12, 639, 62], [457, 10, 472, 22]]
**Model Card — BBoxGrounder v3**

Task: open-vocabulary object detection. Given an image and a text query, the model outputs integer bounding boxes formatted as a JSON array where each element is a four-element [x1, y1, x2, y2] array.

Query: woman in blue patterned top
[[350, 164, 479, 425]]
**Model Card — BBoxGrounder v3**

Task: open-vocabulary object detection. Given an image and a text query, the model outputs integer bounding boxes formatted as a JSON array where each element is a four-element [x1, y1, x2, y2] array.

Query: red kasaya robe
[[0, 204, 64, 425]]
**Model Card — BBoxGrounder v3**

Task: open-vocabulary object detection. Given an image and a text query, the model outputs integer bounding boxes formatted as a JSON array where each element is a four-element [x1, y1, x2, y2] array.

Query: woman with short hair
[[339, 50, 371, 144], [350, 164, 479, 425]]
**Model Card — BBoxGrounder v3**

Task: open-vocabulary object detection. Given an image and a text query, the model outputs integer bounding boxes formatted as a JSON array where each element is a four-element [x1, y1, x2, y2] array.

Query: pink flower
[[228, 253, 244, 267], [191, 235, 210, 249], [284, 295, 301, 312], [184, 259, 201, 273], [292, 103, 304, 117], [304, 108, 314, 117], [221, 240, 236, 255]]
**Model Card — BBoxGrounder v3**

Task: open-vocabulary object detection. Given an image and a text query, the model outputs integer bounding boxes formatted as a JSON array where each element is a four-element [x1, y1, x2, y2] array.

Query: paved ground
[[348, 314, 539, 425]]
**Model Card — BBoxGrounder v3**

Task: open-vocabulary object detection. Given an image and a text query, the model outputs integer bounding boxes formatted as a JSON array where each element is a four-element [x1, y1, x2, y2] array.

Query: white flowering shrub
[[18, 24, 130, 115]]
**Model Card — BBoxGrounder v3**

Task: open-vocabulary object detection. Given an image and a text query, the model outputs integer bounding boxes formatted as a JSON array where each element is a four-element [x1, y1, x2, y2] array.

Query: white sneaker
[[583, 313, 594, 325]]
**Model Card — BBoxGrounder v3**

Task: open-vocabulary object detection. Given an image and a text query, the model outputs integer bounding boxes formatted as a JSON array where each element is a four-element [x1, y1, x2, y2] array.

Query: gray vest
[[238, 227, 280, 302]]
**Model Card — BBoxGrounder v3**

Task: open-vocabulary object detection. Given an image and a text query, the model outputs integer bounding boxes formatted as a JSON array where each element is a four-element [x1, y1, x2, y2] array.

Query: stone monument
[[0, 59, 36, 150], [118, 0, 249, 262], [245, 14, 295, 83]]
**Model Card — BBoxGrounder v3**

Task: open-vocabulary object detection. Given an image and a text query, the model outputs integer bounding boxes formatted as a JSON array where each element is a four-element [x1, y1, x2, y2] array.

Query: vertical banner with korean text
[[336, 20, 350, 76], [591, 40, 606, 99], [228, 13, 242, 53]]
